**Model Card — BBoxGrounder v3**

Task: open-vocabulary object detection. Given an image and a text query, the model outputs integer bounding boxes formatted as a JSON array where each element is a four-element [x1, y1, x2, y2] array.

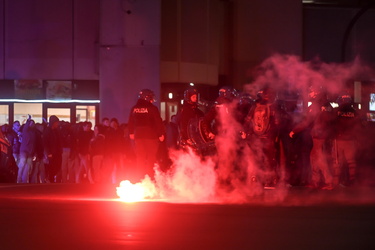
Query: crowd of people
[[1, 115, 135, 184], [0, 85, 368, 190]]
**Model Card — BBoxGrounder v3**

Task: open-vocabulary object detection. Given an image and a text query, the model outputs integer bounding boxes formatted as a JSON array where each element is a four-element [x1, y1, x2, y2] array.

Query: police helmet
[[184, 88, 198, 104], [308, 85, 324, 99], [138, 89, 155, 102], [256, 86, 276, 103], [218, 86, 238, 100], [239, 92, 254, 106], [336, 94, 352, 106]]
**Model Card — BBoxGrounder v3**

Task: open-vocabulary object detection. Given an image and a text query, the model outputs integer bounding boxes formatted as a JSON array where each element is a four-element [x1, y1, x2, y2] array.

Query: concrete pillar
[[99, 0, 161, 123]]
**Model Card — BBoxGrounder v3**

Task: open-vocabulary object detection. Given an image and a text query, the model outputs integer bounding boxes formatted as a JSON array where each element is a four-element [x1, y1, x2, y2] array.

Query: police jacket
[[128, 99, 165, 140], [177, 102, 204, 141], [334, 105, 361, 140], [201, 96, 233, 137], [292, 101, 334, 140]]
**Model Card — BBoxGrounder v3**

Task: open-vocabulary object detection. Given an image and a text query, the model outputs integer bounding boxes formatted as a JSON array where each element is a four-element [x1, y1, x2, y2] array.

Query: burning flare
[[116, 180, 145, 202], [116, 176, 157, 202]]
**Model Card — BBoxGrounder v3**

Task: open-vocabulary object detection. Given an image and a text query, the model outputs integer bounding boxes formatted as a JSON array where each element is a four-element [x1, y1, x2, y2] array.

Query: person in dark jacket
[[77, 122, 94, 183], [128, 89, 165, 182], [30, 123, 46, 183], [289, 86, 335, 190], [43, 115, 63, 183], [165, 115, 179, 150], [200, 86, 239, 158], [7, 121, 21, 166], [60, 122, 76, 183], [0, 128, 18, 183], [244, 87, 284, 188], [177, 87, 205, 148], [332, 94, 362, 187], [201, 86, 238, 142], [90, 124, 106, 183], [201, 86, 243, 185], [17, 116, 37, 183], [106, 118, 125, 184]]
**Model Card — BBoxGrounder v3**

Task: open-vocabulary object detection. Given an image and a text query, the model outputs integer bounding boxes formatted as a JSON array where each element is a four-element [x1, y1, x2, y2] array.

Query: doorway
[[44, 103, 99, 125], [0, 104, 9, 125]]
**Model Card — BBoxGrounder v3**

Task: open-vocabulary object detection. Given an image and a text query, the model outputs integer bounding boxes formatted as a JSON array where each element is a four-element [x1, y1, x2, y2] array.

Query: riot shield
[[187, 117, 216, 156]]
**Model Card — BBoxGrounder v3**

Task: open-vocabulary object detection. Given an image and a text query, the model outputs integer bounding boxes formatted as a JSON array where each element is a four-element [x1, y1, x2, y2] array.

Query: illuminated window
[[76, 105, 96, 125], [14, 103, 43, 124], [369, 93, 375, 111], [0, 105, 9, 125], [47, 108, 71, 123]]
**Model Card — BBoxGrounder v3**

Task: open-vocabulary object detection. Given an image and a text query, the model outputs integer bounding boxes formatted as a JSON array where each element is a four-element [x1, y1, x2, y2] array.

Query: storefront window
[[76, 105, 96, 125], [14, 103, 43, 124], [47, 108, 71, 123], [0, 105, 9, 125]]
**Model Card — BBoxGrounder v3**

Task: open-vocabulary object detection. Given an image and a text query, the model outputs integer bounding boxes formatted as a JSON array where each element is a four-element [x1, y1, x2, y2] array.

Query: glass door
[[44, 103, 75, 124], [76, 105, 96, 125], [47, 108, 72, 123], [0, 104, 9, 125], [44, 103, 98, 125], [14, 103, 43, 124]]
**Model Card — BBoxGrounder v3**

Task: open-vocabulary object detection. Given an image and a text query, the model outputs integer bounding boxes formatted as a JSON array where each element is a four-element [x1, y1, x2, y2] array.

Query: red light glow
[[116, 176, 158, 202], [116, 180, 145, 202]]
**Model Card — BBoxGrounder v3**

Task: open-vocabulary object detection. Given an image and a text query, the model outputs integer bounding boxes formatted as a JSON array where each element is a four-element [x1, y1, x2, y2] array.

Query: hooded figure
[[49, 115, 59, 127]]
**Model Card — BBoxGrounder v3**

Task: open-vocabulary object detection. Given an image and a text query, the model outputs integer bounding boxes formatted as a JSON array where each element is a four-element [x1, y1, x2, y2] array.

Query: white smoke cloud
[[153, 147, 217, 203]]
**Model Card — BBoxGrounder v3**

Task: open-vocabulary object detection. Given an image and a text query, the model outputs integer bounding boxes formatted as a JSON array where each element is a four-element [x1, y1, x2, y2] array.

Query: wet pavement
[[1, 183, 375, 250]]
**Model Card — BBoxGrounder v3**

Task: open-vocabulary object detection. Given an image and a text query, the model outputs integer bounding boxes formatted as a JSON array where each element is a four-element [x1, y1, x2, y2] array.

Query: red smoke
[[117, 54, 375, 204]]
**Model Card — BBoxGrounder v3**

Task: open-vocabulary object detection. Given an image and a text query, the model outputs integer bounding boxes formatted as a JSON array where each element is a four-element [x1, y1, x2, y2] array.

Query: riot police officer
[[128, 89, 165, 182], [332, 94, 361, 187], [201, 86, 239, 141], [244, 86, 281, 188], [289, 85, 335, 190], [177, 87, 205, 149], [201, 86, 242, 185]]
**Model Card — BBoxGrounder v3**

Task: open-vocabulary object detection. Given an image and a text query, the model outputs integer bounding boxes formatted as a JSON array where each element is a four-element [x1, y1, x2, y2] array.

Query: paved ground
[[0, 183, 375, 250]]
